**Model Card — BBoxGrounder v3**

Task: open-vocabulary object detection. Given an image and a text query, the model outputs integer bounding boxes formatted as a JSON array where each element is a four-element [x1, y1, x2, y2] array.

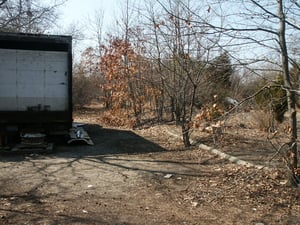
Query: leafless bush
[[252, 109, 276, 132], [99, 110, 137, 128], [72, 75, 99, 108]]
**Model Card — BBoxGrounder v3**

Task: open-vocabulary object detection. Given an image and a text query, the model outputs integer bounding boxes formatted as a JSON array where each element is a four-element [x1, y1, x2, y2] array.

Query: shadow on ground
[[0, 124, 250, 225], [0, 124, 167, 161]]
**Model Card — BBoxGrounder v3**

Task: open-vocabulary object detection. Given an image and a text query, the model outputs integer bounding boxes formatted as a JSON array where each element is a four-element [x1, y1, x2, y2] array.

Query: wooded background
[[1, 0, 300, 184]]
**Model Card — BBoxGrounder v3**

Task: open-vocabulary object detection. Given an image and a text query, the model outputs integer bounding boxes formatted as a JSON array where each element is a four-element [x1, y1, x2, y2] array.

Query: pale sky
[[58, 0, 121, 56], [59, 0, 120, 33]]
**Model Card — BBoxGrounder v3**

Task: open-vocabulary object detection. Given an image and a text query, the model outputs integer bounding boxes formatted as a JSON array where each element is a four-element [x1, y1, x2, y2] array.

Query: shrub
[[252, 109, 276, 132], [255, 75, 287, 123], [72, 74, 99, 108]]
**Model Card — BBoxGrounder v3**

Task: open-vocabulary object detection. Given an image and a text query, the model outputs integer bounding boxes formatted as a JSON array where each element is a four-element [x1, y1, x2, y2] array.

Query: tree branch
[[0, 0, 7, 7]]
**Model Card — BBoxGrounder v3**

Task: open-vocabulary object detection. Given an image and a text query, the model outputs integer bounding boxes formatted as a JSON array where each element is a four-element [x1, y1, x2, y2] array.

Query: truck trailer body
[[0, 32, 72, 143]]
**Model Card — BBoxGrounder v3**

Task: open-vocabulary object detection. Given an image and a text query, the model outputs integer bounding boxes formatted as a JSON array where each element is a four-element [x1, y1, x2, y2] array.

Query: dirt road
[[0, 124, 300, 225]]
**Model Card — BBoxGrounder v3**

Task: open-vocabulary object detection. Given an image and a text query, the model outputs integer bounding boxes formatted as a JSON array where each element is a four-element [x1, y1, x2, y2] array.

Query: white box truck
[[0, 32, 72, 146]]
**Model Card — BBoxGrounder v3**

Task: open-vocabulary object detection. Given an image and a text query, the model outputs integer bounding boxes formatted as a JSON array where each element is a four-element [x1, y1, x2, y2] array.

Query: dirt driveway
[[1, 123, 300, 225]]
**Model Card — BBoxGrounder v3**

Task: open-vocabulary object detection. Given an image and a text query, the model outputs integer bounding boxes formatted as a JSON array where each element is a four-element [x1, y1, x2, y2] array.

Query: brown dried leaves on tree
[[100, 38, 159, 127]]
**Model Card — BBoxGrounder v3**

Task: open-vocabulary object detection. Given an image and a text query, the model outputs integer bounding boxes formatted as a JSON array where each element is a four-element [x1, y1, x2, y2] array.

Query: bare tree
[[86, 9, 105, 57], [186, 0, 300, 185], [278, 0, 299, 185], [0, 0, 7, 7], [0, 0, 66, 33], [140, 0, 223, 146]]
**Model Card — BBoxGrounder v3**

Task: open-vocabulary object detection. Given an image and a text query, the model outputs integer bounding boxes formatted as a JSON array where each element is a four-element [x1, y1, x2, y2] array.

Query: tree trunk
[[156, 89, 164, 122], [278, 0, 298, 185], [181, 121, 191, 147]]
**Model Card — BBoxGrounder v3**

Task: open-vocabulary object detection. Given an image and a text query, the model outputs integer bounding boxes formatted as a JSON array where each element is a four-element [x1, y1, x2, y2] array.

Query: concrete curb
[[198, 144, 265, 169], [166, 129, 266, 170]]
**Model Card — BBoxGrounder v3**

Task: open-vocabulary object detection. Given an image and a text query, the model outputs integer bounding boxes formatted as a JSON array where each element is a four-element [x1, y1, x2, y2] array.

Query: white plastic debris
[[191, 201, 198, 207], [164, 174, 173, 179]]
